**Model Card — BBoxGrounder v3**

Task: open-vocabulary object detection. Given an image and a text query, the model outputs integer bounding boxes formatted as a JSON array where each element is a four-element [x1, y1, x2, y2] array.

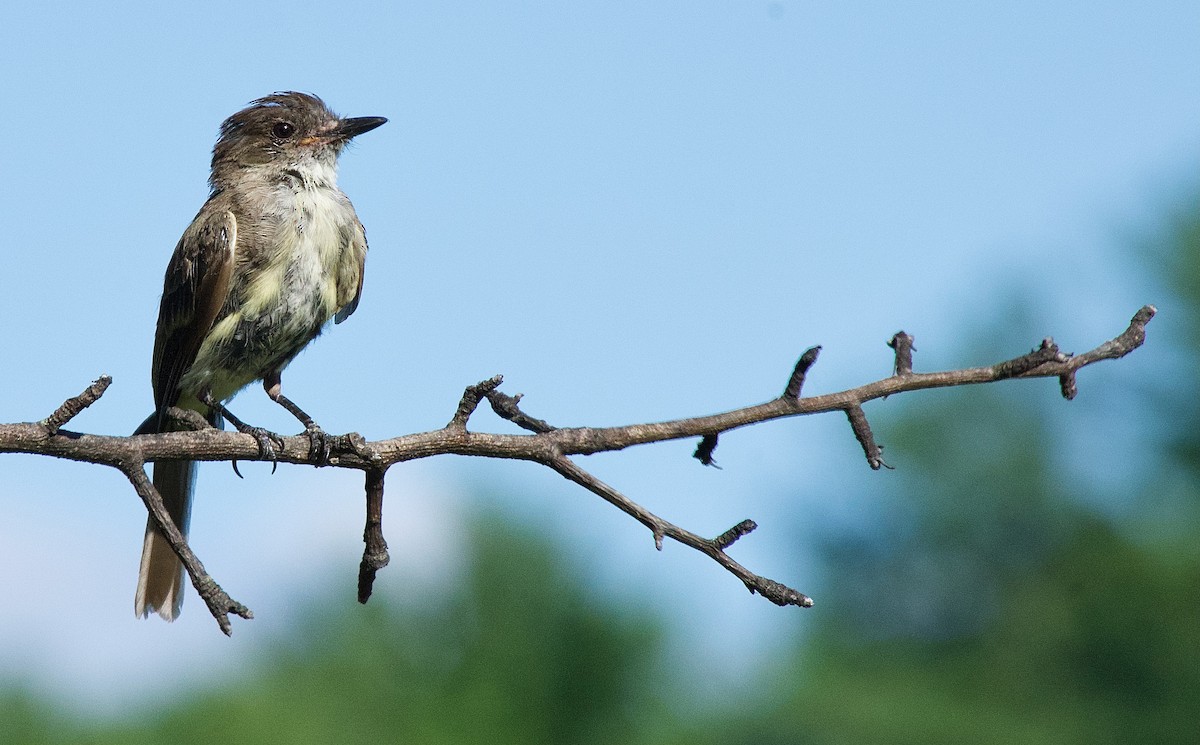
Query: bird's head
[[209, 92, 386, 189]]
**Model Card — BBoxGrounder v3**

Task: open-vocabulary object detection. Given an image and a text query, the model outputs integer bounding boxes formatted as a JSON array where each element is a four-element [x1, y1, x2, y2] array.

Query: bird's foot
[[200, 393, 288, 476], [230, 425, 287, 477], [304, 422, 333, 466], [266, 387, 332, 466], [246, 425, 287, 462]]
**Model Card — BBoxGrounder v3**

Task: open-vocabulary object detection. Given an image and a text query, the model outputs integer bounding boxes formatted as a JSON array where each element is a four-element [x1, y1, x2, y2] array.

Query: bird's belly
[[182, 204, 347, 402]]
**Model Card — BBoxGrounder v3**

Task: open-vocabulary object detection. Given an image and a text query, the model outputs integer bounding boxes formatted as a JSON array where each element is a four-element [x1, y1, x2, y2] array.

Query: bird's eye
[[271, 121, 296, 139]]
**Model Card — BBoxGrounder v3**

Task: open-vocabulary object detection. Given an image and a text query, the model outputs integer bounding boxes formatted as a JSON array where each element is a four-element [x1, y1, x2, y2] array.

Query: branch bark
[[0, 306, 1155, 633]]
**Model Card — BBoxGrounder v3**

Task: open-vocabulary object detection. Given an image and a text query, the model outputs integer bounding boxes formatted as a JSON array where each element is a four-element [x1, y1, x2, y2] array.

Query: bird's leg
[[198, 390, 285, 474], [262, 372, 331, 465]]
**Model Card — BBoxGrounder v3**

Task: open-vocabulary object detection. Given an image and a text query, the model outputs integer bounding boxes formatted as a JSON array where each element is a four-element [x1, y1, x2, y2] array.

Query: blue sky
[[0, 1, 1194, 714]]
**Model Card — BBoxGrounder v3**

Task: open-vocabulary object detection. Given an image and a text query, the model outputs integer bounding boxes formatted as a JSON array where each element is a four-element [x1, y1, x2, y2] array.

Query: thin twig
[[889, 332, 915, 376], [783, 346, 822, 398], [713, 519, 757, 550], [41, 376, 111, 435], [486, 389, 557, 434], [693, 433, 720, 467], [546, 455, 811, 607], [121, 464, 252, 635], [845, 404, 890, 470], [449, 376, 504, 429], [358, 467, 390, 603]]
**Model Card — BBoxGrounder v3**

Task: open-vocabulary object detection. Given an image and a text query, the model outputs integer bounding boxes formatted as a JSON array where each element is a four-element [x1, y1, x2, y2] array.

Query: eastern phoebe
[[134, 92, 386, 620]]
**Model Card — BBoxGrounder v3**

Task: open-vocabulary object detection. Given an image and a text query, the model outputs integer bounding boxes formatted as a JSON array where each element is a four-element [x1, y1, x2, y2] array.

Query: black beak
[[336, 116, 388, 139]]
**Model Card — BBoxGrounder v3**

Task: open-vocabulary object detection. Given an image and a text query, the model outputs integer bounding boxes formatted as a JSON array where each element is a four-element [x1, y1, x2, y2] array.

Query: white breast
[[185, 177, 355, 401], [242, 181, 348, 323]]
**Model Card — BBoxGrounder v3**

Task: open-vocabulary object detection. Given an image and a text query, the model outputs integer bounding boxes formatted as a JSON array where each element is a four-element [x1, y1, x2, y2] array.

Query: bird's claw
[[228, 425, 284, 475], [231, 425, 286, 475], [248, 426, 286, 460], [306, 424, 332, 466]]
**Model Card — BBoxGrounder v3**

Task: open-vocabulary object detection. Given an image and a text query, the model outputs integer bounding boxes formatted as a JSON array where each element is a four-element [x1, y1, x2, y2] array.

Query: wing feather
[[151, 206, 237, 412], [333, 219, 368, 324]]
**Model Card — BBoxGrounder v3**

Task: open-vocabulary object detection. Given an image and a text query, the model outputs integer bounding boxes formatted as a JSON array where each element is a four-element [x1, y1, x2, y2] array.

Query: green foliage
[[1147, 207, 1200, 502], [0, 690, 61, 744], [26, 520, 672, 745], [721, 513, 1200, 745]]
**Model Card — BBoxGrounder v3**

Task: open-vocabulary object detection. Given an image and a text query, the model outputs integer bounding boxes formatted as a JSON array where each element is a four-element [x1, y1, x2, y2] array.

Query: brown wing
[[151, 205, 237, 412], [333, 218, 368, 325]]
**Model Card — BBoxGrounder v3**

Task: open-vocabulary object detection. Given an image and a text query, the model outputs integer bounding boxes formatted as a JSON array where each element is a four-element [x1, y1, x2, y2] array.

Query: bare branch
[[545, 455, 811, 607], [845, 405, 891, 471], [783, 346, 822, 398], [163, 406, 215, 432], [485, 389, 557, 434], [713, 519, 757, 550], [1060, 371, 1078, 400], [122, 464, 252, 634], [41, 376, 111, 435], [992, 337, 1068, 379], [358, 468, 390, 604], [693, 433, 721, 468], [888, 332, 915, 376], [449, 376, 504, 429], [0, 305, 1154, 631]]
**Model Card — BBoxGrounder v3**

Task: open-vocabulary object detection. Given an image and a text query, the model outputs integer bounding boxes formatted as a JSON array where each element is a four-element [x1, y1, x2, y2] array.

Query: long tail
[[134, 459, 195, 620], [133, 412, 205, 621]]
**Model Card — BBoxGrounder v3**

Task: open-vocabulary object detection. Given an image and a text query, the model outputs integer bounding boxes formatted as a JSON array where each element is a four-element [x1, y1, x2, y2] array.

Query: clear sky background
[[0, 1, 1193, 715]]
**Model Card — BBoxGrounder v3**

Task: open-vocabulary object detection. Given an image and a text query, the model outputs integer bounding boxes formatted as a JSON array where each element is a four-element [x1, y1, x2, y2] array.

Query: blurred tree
[[11, 517, 675, 745], [703, 209, 1200, 744], [1146, 207, 1200, 517], [0, 690, 60, 744]]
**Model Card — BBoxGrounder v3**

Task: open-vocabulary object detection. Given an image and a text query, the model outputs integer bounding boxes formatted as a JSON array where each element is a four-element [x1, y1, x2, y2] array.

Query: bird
[[134, 92, 386, 620]]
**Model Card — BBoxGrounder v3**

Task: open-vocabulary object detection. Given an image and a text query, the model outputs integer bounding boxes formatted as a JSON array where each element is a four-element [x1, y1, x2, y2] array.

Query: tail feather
[[133, 410, 210, 621], [135, 458, 195, 620]]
